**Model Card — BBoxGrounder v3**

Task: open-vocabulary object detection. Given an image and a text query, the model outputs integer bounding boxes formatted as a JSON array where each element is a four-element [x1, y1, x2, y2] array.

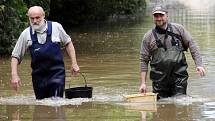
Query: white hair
[[27, 6, 45, 16]]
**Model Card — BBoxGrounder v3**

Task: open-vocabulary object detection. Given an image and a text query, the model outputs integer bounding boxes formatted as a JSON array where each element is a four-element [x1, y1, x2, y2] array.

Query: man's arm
[[54, 22, 80, 74], [10, 30, 28, 91], [179, 24, 205, 76], [139, 32, 152, 93], [11, 57, 21, 91], [139, 71, 147, 93], [188, 40, 205, 76], [65, 42, 80, 75]]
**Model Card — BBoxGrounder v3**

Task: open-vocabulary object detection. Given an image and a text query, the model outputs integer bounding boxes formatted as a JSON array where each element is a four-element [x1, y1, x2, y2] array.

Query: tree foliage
[[23, 0, 50, 16], [49, 0, 146, 26], [0, 0, 50, 56], [0, 0, 28, 56], [0, 0, 146, 56]]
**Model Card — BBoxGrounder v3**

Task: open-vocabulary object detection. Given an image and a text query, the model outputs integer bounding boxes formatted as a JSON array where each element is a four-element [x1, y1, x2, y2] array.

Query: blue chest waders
[[29, 21, 65, 99], [150, 24, 189, 99]]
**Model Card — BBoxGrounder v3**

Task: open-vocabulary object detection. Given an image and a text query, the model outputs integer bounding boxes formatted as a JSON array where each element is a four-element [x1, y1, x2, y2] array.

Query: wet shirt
[[140, 23, 203, 72], [12, 20, 72, 63]]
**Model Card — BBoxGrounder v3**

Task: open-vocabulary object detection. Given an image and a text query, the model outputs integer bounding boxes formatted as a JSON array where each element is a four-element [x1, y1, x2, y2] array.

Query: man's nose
[[155, 16, 162, 20], [33, 19, 37, 23]]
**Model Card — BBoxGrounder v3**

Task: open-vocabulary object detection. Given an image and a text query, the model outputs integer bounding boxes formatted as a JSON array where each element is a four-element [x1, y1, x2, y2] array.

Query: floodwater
[[1, 2, 215, 121]]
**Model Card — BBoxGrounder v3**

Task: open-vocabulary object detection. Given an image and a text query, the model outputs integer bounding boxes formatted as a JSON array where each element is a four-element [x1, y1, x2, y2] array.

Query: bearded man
[[11, 6, 80, 99], [139, 5, 205, 99]]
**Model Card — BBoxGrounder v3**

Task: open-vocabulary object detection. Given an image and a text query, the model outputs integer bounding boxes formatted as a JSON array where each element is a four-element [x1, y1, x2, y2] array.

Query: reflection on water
[[152, 104, 192, 121], [1, 105, 66, 121], [1, 1, 215, 120], [158, 95, 210, 105], [0, 96, 91, 106], [33, 106, 66, 121], [2, 101, 215, 121], [5, 105, 30, 121]]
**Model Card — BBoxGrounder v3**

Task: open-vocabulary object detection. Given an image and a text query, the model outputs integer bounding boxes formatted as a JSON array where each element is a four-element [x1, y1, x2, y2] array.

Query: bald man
[[11, 6, 80, 99]]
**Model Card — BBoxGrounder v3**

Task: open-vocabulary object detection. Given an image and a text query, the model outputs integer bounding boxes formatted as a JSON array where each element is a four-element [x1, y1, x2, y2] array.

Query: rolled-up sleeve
[[56, 22, 72, 45], [11, 30, 28, 64]]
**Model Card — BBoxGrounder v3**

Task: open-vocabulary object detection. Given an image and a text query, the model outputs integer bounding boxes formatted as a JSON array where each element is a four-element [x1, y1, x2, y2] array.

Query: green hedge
[[0, 0, 28, 56], [0, 0, 146, 56], [49, 0, 146, 26], [0, 0, 50, 56]]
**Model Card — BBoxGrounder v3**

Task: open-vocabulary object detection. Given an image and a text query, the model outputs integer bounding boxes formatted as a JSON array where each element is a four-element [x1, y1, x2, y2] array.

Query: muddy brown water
[[1, 4, 215, 121]]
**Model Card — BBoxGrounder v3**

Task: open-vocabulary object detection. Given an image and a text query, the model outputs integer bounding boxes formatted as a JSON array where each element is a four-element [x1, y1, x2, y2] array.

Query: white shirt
[[12, 20, 72, 63]]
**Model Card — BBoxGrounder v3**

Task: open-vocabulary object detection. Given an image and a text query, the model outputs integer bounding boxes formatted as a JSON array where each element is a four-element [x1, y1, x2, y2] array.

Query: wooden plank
[[122, 92, 157, 111], [122, 102, 157, 112], [123, 92, 157, 103]]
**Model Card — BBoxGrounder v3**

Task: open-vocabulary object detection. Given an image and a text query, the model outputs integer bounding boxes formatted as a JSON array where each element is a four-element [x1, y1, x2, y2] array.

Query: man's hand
[[196, 66, 205, 77], [71, 64, 80, 75], [11, 75, 21, 91], [139, 83, 147, 93]]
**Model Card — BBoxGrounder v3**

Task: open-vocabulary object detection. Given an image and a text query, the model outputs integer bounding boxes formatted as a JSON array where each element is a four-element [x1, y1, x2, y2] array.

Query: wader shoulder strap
[[46, 21, 52, 41], [167, 24, 188, 51], [30, 26, 38, 43], [47, 21, 52, 36], [152, 29, 164, 48], [168, 24, 177, 46]]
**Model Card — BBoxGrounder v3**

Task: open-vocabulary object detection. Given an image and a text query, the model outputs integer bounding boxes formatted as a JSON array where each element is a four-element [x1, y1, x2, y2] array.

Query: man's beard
[[155, 20, 167, 28], [30, 20, 45, 31]]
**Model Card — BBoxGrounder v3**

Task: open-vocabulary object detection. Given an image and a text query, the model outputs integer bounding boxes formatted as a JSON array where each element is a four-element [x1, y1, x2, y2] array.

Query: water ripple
[[0, 96, 91, 106], [158, 95, 211, 105]]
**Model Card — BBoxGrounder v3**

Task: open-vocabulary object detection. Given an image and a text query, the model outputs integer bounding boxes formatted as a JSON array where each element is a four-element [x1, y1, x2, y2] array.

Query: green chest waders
[[150, 24, 189, 99]]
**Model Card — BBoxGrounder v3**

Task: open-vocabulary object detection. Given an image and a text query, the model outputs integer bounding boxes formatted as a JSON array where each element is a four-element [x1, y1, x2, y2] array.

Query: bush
[[0, 0, 146, 55], [49, 0, 146, 26], [0, 0, 28, 56], [0, 0, 50, 56], [23, 0, 50, 16]]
